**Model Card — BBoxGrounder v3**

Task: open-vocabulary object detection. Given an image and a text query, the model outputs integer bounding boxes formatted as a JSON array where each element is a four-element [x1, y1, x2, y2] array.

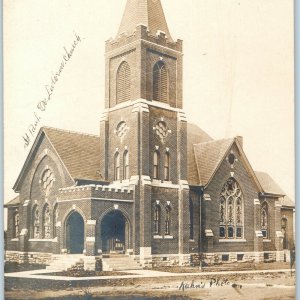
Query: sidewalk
[[5, 268, 295, 281]]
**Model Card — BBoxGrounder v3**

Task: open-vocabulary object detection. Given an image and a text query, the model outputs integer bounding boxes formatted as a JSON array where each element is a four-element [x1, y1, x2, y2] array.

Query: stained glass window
[[219, 178, 244, 239]]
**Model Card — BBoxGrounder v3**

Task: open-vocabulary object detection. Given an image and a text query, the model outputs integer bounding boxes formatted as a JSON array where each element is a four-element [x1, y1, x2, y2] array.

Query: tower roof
[[117, 0, 173, 42]]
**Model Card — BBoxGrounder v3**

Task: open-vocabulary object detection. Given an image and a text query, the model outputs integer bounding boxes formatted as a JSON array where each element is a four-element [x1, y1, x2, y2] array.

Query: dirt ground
[[5, 272, 295, 300]]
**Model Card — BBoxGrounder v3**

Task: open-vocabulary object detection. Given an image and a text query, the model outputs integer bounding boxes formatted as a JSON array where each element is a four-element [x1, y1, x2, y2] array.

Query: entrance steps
[[46, 254, 84, 271], [102, 254, 142, 271]]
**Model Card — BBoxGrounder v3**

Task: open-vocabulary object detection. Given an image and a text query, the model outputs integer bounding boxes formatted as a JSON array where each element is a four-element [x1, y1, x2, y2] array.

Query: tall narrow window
[[153, 151, 160, 179], [114, 152, 120, 181], [281, 218, 288, 249], [153, 61, 168, 103], [43, 205, 51, 239], [165, 206, 171, 235], [154, 205, 161, 235], [164, 152, 170, 181], [117, 61, 131, 103], [13, 212, 19, 238], [219, 178, 244, 239], [261, 202, 268, 238], [53, 204, 58, 238], [123, 150, 129, 180], [189, 199, 194, 240], [32, 206, 40, 239]]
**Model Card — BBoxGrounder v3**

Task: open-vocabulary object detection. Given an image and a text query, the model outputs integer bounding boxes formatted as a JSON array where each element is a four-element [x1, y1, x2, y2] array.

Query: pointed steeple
[[117, 0, 173, 42]]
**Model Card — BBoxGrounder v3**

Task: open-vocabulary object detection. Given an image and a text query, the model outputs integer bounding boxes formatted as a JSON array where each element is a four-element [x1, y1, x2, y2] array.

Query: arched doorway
[[101, 210, 128, 253], [66, 211, 84, 254]]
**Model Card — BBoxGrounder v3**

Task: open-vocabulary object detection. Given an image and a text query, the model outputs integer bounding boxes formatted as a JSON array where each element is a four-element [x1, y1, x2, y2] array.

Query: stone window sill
[[153, 235, 163, 239], [263, 239, 272, 242], [164, 235, 174, 240], [189, 239, 195, 242], [10, 238, 19, 241], [28, 239, 55, 242], [219, 239, 247, 243]]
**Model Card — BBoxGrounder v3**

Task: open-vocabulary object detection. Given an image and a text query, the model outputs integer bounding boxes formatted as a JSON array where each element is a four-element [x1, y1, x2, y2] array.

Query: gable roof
[[281, 195, 295, 208], [13, 127, 101, 192], [43, 127, 101, 181], [4, 195, 20, 207], [187, 123, 213, 185], [117, 0, 173, 41], [193, 138, 234, 186], [255, 171, 286, 196]]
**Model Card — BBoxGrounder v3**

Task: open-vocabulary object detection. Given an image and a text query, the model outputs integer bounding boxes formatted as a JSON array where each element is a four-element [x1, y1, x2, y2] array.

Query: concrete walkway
[[4, 268, 295, 282]]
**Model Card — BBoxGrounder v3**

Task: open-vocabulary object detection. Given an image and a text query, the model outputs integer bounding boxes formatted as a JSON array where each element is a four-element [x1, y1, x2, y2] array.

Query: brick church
[[5, 0, 294, 268]]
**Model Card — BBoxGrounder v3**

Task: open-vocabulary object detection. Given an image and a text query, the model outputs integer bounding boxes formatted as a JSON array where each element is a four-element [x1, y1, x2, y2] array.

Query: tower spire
[[117, 0, 173, 42]]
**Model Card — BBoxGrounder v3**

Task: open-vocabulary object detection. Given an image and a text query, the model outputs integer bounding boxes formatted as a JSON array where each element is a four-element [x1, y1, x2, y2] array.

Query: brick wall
[[202, 143, 258, 253]]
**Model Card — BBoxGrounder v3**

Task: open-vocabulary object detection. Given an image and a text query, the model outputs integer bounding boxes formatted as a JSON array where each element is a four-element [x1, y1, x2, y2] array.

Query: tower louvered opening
[[117, 61, 131, 103], [153, 61, 168, 103]]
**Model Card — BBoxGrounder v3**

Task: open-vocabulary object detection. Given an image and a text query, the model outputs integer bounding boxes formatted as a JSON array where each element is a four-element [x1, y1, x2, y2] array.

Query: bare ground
[[5, 271, 295, 300]]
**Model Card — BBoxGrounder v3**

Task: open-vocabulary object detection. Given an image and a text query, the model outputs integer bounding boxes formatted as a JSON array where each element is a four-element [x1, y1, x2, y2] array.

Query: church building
[[5, 0, 294, 268]]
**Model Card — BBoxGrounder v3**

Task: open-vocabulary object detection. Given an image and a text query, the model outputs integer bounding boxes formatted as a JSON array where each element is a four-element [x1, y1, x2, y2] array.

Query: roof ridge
[[43, 126, 99, 138], [194, 137, 234, 147]]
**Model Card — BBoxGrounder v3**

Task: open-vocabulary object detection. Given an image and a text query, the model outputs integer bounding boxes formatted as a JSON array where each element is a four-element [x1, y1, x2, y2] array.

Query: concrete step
[[46, 255, 84, 271], [102, 255, 142, 271]]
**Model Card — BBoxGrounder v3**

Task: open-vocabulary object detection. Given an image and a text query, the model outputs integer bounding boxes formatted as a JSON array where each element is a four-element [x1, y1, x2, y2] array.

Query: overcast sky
[[4, 0, 294, 206]]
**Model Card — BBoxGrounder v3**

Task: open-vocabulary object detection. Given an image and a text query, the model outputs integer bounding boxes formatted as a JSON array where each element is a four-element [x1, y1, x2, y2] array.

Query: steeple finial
[[117, 0, 173, 42]]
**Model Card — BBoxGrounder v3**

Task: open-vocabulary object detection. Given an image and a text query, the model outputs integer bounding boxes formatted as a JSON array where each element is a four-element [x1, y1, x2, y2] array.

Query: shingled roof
[[193, 138, 235, 186], [117, 0, 173, 41], [254, 171, 285, 196], [187, 123, 213, 185], [44, 127, 101, 181], [4, 195, 20, 207]]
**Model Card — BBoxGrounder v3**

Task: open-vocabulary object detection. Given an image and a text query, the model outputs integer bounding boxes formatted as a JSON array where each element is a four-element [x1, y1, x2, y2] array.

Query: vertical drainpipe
[[199, 186, 204, 254]]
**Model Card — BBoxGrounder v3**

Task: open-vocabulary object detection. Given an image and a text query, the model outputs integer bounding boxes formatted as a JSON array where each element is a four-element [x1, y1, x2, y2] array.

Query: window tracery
[[219, 178, 244, 239]]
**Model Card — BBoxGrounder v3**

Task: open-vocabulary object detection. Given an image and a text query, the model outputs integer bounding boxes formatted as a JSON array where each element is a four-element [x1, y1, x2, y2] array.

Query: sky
[[4, 0, 294, 208]]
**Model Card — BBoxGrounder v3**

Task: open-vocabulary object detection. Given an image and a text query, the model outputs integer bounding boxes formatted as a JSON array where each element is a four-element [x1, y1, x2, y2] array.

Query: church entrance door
[[101, 210, 127, 254], [66, 211, 84, 254]]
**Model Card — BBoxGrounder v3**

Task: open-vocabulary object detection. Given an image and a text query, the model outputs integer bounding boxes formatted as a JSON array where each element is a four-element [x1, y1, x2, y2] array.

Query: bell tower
[[99, 0, 187, 189]]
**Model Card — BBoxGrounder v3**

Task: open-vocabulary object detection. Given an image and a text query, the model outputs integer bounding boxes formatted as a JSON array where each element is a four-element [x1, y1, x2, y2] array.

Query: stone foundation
[[5, 251, 52, 265]]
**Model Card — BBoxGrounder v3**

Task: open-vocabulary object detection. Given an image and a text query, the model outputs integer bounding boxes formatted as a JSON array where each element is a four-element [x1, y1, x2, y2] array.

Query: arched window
[[154, 205, 161, 235], [117, 61, 131, 103], [261, 202, 268, 238], [219, 178, 243, 239], [53, 204, 58, 238], [164, 152, 170, 181], [165, 205, 171, 235], [153, 61, 168, 103], [13, 212, 19, 239], [43, 205, 51, 239], [189, 199, 194, 240], [153, 151, 160, 179], [281, 217, 288, 249], [123, 150, 129, 180], [32, 205, 40, 239], [114, 152, 120, 181]]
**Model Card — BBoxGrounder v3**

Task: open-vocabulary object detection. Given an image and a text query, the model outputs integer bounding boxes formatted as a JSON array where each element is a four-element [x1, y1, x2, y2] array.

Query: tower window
[[117, 61, 131, 103], [153, 151, 160, 179], [164, 152, 170, 181], [114, 152, 120, 180], [123, 150, 130, 180], [153, 61, 168, 103]]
